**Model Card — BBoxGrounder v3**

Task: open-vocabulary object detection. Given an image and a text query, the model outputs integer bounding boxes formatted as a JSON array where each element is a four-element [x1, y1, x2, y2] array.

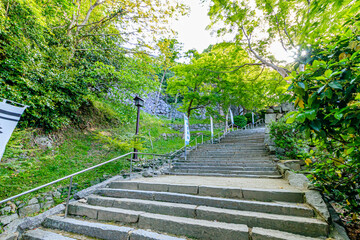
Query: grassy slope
[[0, 108, 223, 204]]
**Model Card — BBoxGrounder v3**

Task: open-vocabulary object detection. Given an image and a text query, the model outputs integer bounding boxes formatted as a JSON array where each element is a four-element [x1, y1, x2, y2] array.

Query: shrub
[[233, 115, 247, 128]]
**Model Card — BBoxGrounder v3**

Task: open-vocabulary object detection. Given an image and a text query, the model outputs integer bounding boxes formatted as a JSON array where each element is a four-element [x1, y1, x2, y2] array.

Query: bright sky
[[172, 1, 294, 63]]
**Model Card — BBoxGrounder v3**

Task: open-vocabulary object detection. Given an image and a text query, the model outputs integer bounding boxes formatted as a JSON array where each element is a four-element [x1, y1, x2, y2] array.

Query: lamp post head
[[134, 96, 145, 107]]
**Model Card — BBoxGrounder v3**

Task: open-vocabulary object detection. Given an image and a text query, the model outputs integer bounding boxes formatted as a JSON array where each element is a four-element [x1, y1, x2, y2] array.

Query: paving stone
[[167, 184, 198, 194]]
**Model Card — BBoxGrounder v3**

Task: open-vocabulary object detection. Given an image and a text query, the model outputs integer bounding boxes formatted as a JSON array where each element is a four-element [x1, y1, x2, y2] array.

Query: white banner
[[252, 112, 255, 125], [210, 116, 214, 139], [184, 114, 190, 146], [229, 108, 234, 126], [0, 100, 27, 161]]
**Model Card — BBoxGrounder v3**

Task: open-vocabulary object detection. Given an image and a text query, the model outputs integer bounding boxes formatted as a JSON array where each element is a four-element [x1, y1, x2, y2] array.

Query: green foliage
[[168, 44, 289, 117], [286, 20, 360, 219], [233, 115, 247, 128], [269, 119, 309, 160]]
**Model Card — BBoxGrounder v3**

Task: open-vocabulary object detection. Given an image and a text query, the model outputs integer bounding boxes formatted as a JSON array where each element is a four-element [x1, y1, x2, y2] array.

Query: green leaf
[[317, 85, 326, 94], [324, 69, 333, 78], [305, 109, 317, 120], [334, 112, 343, 120], [298, 82, 305, 89], [296, 113, 306, 123], [328, 81, 342, 89], [310, 120, 322, 131]]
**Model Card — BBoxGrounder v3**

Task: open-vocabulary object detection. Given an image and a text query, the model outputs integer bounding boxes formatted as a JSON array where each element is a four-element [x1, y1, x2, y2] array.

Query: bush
[[286, 22, 360, 219], [269, 119, 309, 159], [233, 115, 247, 128]]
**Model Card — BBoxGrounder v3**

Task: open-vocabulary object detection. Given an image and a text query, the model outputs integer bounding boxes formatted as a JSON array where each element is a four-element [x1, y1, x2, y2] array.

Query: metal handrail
[[0, 152, 165, 211]]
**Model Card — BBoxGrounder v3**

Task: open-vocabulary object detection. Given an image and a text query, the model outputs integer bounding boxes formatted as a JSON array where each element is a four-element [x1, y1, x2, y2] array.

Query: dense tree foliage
[[0, 0, 186, 130], [286, 17, 360, 219], [167, 44, 289, 117], [206, 0, 360, 77]]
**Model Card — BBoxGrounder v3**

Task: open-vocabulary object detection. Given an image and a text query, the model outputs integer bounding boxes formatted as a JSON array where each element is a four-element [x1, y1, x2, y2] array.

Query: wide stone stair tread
[[97, 188, 313, 217], [43, 215, 188, 240], [108, 181, 305, 203], [169, 169, 279, 175], [22, 228, 77, 240], [172, 166, 277, 171], [251, 227, 326, 240], [165, 171, 283, 178], [77, 196, 327, 237]]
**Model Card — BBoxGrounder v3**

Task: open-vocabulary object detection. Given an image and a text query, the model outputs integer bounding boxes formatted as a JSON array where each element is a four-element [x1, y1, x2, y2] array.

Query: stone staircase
[[21, 128, 330, 240], [167, 128, 281, 178]]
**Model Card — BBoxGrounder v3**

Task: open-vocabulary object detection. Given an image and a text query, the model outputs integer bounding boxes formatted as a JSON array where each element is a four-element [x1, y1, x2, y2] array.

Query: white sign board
[[0, 100, 27, 160], [210, 116, 214, 139], [184, 114, 190, 146], [229, 108, 234, 126]]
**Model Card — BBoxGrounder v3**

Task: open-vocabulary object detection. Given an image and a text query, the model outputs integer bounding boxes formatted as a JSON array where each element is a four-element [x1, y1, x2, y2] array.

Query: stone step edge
[[83, 195, 328, 237], [108, 181, 304, 203], [45, 213, 246, 240], [97, 188, 313, 217], [42, 215, 187, 240]]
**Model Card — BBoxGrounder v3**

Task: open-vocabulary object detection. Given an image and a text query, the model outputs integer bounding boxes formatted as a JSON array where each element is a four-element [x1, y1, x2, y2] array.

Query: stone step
[[185, 157, 273, 161], [189, 153, 269, 157], [165, 172, 283, 178], [169, 169, 279, 175], [97, 188, 313, 217], [76, 197, 326, 237], [65, 205, 248, 240], [251, 227, 324, 240], [172, 166, 277, 171], [175, 160, 274, 165], [108, 181, 304, 203], [43, 215, 187, 240], [22, 228, 76, 240]]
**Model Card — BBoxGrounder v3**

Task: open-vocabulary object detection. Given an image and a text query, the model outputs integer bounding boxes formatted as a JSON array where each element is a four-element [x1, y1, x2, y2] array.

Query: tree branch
[[241, 25, 290, 78]]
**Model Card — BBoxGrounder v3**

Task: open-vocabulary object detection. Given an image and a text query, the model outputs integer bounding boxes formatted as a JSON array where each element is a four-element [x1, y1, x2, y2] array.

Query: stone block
[[138, 183, 168, 192], [43, 215, 133, 240], [198, 186, 243, 199], [242, 188, 304, 203], [18, 204, 40, 217], [305, 190, 330, 222], [23, 229, 75, 240], [0, 214, 18, 226], [97, 208, 140, 223], [0, 232, 19, 240], [130, 229, 186, 240], [109, 181, 139, 190], [265, 114, 277, 124], [286, 171, 309, 189], [138, 212, 248, 240], [168, 184, 198, 194]]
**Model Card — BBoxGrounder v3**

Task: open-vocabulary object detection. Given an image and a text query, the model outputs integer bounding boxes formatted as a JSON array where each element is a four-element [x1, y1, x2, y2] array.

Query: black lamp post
[[133, 96, 144, 160]]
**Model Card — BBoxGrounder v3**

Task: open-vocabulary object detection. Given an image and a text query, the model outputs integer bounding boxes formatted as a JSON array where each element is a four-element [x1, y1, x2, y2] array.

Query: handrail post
[[152, 153, 155, 174], [195, 138, 197, 150], [64, 176, 73, 218], [202, 135, 203, 144]]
